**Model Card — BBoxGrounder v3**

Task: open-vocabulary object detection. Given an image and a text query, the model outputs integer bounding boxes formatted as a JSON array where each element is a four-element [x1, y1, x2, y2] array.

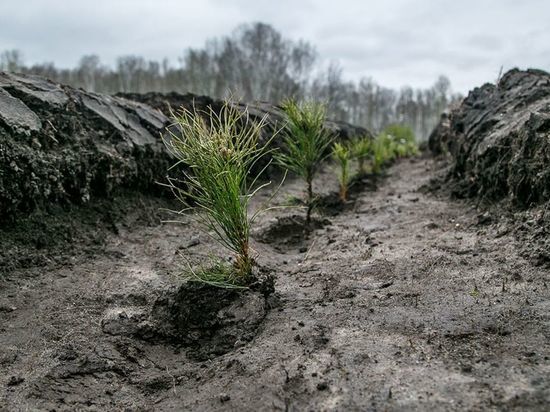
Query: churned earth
[[0, 157, 548, 411]]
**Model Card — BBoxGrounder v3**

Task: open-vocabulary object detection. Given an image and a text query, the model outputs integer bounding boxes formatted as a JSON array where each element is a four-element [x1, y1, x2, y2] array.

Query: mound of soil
[[118, 92, 371, 144], [119, 91, 372, 180], [102, 274, 275, 361], [429, 68, 550, 206], [429, 68, 550, 265], [0, 72, 173, 221]]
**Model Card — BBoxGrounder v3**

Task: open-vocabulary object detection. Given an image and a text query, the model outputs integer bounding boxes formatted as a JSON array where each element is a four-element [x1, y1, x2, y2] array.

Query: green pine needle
[[275, 99, 334, 223], [164, 101, 273, 285]]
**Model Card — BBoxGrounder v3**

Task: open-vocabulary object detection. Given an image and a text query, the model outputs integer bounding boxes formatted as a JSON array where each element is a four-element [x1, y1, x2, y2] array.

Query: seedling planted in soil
[[350, 136, 372, 175], [275, 99, 334, 225], [164, 101, 275, 287], [332, 142, 352, 202], [383, 124, 419, 158], [371, 135, 392, 174], [370, 125, 419, 174]]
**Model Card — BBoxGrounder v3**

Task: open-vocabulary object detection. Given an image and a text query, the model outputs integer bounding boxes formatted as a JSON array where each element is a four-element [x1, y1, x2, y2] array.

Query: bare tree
[[0, 50, 24, 72], [77, 55, 102, 92], [1, 23, 461, 140]]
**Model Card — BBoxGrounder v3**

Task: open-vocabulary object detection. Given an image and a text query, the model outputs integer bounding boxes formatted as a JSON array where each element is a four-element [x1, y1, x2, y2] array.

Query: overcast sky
[[1, 0, 548, 93]]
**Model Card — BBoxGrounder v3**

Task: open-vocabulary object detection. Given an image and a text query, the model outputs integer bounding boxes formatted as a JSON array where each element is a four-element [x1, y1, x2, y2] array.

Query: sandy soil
[[1, 157, 548, 411]]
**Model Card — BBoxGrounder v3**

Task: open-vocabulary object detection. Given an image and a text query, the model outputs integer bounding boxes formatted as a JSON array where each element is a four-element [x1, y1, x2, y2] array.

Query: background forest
[[0, 22, 462, 139]]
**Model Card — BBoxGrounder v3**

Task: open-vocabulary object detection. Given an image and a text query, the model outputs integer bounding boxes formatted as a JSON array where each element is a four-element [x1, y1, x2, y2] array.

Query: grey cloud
[[0, 0, 548, 93], [466, 35, 503, 52]]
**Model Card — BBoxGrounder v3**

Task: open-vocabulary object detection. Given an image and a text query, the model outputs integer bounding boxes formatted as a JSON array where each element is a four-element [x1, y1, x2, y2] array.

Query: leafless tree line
[[1, 22, 461, 139]]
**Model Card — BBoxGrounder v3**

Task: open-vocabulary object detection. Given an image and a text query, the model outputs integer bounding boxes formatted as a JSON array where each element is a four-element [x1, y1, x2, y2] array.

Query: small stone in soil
[[477, 212, 493, 225], [183, 237, 200, 248], [461, 365, 473, 373], [219, 393, 231, 402], [316, 382, 328, 391], [233, 339, 245, 348], [7, 376, 24, 386], [299, 246, 308, 253], [0, 305, 16, 313]]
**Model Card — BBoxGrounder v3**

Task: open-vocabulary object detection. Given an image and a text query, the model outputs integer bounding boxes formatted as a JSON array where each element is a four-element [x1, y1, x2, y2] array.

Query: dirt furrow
[[1, 158, 548, 411]]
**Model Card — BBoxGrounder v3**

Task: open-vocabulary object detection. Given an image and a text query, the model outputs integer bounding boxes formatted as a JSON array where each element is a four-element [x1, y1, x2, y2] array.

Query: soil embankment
[[0, 72, 368, 222], [429, 68, 550, 265]]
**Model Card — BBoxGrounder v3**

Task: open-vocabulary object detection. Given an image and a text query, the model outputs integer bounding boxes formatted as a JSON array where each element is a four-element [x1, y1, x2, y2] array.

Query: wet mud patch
[[102, 275, 274, 361], [253, 214, 330, 253]]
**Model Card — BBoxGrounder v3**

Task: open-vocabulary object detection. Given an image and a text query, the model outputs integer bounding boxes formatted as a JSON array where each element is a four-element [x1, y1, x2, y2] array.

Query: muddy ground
[[0, 157, 549, 411]]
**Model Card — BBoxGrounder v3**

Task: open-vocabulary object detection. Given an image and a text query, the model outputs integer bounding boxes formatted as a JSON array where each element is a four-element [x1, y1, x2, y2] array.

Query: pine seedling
[[275, 99, 334, 225], [383, 124, 419, 157], [332, 142, 352, 202], [372, 134, 392, 174], [164, 101, 274, 286], [350, 136, 372, 175]]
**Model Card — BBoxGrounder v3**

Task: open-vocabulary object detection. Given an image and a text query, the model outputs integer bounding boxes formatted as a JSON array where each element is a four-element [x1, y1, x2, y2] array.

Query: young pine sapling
[[383, 124, 419, 157], [332, 142, 352, 202], [371, 134, 392, 174], [350, 136, 372, 175], [164, 101, 274, 286], [275, 100, 333, 225]]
